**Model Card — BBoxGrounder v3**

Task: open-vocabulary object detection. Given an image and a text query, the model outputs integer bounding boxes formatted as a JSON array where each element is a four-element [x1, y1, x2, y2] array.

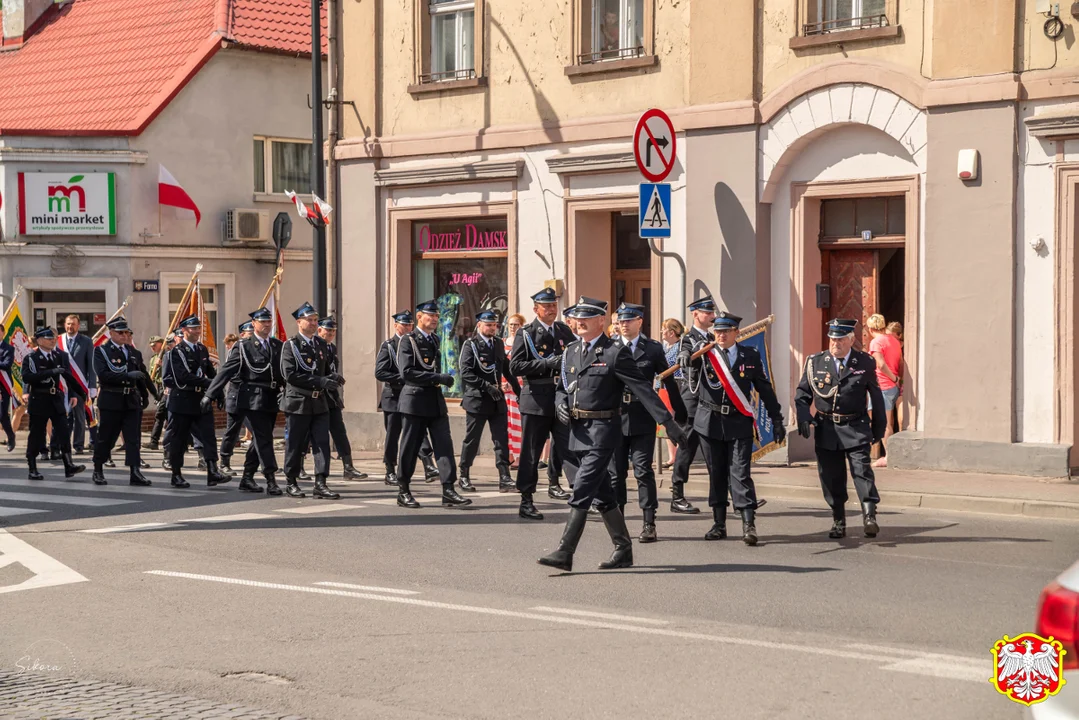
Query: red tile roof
[[0, 0, 325, 136]]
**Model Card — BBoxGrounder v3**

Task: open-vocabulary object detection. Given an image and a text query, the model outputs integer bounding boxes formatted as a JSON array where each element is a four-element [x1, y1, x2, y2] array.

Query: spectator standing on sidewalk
[[867, 314, 902, 468], [503, 313, 525, 469], [660, 318, 685, 470]]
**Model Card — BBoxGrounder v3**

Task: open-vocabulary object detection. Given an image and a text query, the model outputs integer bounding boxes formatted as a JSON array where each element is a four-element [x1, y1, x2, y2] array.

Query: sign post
[[634, 109, 675, 240]]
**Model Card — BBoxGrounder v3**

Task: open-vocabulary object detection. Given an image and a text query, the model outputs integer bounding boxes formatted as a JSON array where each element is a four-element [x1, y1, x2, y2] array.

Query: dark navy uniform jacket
[[163, 340, 216, 415], [459, 333, 519, 416], [690, 341, 783, 442], [22, 349, 85, 416], [375, 335, 406, 413], [280, 334, 332, 416], [509, 319, 575, 416], [617, 334, 686, 436], [396, 329, 447, 418], [795, 349, 886, 451], [94, 341, 144, 411], [676, 325, 712, 417], [207, 336, 284, 414], [556, 333, 672, 452]]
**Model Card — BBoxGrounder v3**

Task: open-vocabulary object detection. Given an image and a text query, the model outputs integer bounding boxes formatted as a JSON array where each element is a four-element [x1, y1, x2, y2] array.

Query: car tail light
[[1036, 581, 1079, 671]]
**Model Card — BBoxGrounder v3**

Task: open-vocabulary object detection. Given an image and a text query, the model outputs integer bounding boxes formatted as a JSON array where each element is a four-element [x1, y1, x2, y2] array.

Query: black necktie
[[837, 357, 845, 373]]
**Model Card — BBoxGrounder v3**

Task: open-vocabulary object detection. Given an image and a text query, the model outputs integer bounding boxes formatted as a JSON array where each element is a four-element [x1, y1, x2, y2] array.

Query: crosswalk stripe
[[184, 513, 276, 524], [0, 491, 136, 507], [0, 506, 49, 517], [0, 478, 214, 497], [274, 504, 365, 514], [80, 522, 182, 534]]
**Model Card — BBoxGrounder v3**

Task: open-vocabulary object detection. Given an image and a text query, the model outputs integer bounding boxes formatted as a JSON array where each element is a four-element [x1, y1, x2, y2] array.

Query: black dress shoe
[[63, 454, 85, 478], [498, 476, 516, 493], [141, 441, 159, 450], [162, 458, 172, 471], [49, 450, 61, 462], [639, 523, 657, 543], [138, 459, 151, 469], [384, 470, 399, 487], [28, 457, 44, 481], [442, 485, 472, 508], [423, 464, 440, 483], [265, 477, 283, 496], [828, 519, 846, 539], [103, 458, 115, 468], [397, 490, 420, 508], [537, 460, 548, 470], [547, 483, 570, 500], [129, 468, 151, 486], [458, 474, 476, 492], [862, 502, 879, 538], [341, 457, 367, 480], [238, 475, 264, 493], [197, 458, 207, 471], [297, 467, 310, 480], [285, 480, 305, 498], [519, 497, 544, 521], [6, 436, 15, 452], [219, 463, 237, 477], [91, 468, 108, 486], [312, 477, 341, 500], [171, 473, 190, 489], [704, 523, 727, 540], [206, 461, 232, 487]]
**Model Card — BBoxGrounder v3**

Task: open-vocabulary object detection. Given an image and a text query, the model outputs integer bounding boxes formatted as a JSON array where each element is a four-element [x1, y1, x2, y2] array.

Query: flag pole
[[1, 286, 23, 324], [258, 265, 284, 310], [657, 314, 775, 380], [91, 296, 132, 344], [154, 263, 203, 365]]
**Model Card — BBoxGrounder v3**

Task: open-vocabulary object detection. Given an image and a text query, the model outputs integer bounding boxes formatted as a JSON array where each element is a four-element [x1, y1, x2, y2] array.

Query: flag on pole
[[180, 278, 217, 362], [0, 297, 31, 403], [311, 193, 333, 225], [285, 190, 319, 226], [265, 284, 287, 341], [159, 164, 201, 227]]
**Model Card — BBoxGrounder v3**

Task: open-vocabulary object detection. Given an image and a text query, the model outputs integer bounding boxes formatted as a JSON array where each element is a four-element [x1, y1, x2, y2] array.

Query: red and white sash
[[57, 334, 91, 398], [705, 346, 754, 417]]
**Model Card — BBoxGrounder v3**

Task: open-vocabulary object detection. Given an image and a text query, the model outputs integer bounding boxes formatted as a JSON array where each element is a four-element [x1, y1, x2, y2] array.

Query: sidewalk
[[350, 450, 1079, 522]]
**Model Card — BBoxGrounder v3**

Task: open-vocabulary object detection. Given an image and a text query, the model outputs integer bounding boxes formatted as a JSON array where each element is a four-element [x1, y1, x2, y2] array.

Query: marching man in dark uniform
[[206, 308, 285, 495], [217, 321, 253, 477], [458, 309, 520, 493], [23, 327, 86, 480], [669, 296, 718, 514], [0, 323, 18, 451], [375, 310, 438, 486], [163, 315, 230, 489], [795, 318, 886, 539], [317, 316, 367, 480], [510, 288, 576, 519], [280, 302, 340, 500], [91, 318, 151, 486], [610, 302, 686, 542], [687, 311, 785, 545], [538, 298, 687, 572], [395, 300, 472, 509], [142, 335, 168, 451]]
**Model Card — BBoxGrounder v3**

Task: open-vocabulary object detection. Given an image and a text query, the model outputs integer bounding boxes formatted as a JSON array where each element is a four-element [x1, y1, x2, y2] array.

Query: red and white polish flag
[[286, 191, 333, 226], [159, 165, 201, 227]]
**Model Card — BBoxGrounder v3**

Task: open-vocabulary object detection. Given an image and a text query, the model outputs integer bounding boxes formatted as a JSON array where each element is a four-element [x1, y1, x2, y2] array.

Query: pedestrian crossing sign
[[639, 183, 671, 239]]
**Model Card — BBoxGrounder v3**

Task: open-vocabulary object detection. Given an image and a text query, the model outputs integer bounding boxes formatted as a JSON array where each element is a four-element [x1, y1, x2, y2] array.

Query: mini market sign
[[17, 172, 116, 235]]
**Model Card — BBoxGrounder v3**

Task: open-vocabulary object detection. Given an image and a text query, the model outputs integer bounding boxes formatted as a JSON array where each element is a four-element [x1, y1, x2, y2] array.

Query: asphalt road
[[1, 449, 1075, 719]]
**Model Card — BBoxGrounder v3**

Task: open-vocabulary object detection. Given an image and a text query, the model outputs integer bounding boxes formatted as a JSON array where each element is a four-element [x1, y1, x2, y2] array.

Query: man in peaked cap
[[457, 309, 520, 493], [686, 310, 785, 546], [375, 309, 438, 486], [795, 318, 886, 540], [537, 297, 687, 572], [215, 320, 255, 477], [393, 300, 471, 508], [509, 287, 578, 520], [22, 326, 87, 481], [317, 315, 367, 480], [91, 317, 152, 486], [206, 307, 286, 495], [279, 302, 340, 499]]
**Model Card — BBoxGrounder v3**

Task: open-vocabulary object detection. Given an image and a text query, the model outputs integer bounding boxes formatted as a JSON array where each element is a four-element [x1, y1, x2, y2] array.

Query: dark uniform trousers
[[285, 412, 328, 477], [168, 412, 218, 469], [241, 411, 278, 475], [375, 336, 434, 467], [0, 341, 16, 443], [569, 441, 618, 511], [698, 435, 756, 510], [22, 350, 81, 459], [610, 432, 659, 509], [669, 327, 712, 489], [329, 407, 351, 457], [795, 349, 886, 514], [510, 319, 579, 495], [458, 334, 519, 475], [395, 329, 457, 488], [149, 395, 168, 444], [163, 341, 220, 470], [459, 412, 509, 473], [219, 411, 251, 460], [93, 337, 147, 470], [28, 395, 71, 458], [383, 411, 433, 466], [280, 334, 335, 479]]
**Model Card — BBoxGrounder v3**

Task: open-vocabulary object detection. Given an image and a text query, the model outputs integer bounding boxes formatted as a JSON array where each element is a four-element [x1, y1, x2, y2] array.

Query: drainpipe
[[326, 0, 340, 317], [647, 240, 686, 320]]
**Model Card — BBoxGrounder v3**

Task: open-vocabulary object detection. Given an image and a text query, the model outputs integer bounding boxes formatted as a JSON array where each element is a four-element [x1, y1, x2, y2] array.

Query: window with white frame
[[805, 0, 888, 35], [427, 0, 475, 81], [168, 285, 219, 349], [576, 0, 645, 64], [253, 137, 313, 195]]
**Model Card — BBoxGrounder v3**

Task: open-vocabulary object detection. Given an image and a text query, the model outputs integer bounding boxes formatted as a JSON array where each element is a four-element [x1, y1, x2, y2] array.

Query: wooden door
[[823, 249, 877, 350]]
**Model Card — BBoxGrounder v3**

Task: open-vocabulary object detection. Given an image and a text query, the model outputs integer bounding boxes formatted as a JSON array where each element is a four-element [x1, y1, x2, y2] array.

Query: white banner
[[18, 172, 116, 235]]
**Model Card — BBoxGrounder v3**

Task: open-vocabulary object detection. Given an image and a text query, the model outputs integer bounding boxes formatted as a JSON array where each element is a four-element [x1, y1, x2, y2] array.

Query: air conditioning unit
[[225, 209, 271, 243]]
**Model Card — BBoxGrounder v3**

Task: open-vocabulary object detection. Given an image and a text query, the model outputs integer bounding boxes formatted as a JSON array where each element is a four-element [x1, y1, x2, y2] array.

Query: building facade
[[0, 0, 321, 348], [336, 0, 1079, 477]]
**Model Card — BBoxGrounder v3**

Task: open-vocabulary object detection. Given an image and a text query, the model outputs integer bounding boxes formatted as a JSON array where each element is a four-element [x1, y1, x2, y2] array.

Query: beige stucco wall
[[923, 103, 1016, 443]]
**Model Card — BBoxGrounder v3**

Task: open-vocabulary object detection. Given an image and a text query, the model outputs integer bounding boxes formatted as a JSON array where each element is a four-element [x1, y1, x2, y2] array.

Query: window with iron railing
[[572, 0, 653, 67], [413, 0, 485, 88], [802, 0, 891, 36]]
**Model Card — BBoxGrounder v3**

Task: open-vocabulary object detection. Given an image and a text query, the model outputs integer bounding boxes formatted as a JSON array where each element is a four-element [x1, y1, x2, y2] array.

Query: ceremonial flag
[[285, 190, 319, 226], [182, 278, 217, 362], [311, 193, 333, 225], [265, 283, 287, 341], [159, 164, 201, 227], [0, 296, 31, 403]]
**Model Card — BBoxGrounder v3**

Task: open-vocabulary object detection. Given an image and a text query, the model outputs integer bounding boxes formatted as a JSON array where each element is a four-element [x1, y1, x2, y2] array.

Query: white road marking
[[185, 513, 275, 524], [0, 506, 48, 517], [0, 478, 213, 496], [0, 491, 136, 507], [0, 529, 87, 594], [314, 581, 421, 595], [364, 498, 403, 506], [80, 522, 182, 534], [146, 570, 984, 683], [275, 504, 365, 515], [881, 657, 988, 683], [530, 606, 669, 625]]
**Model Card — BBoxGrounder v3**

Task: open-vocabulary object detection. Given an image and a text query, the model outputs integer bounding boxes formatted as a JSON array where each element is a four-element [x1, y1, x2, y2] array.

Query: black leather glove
[[141, 396, 150, 410], [773, 423, 787, 444], [543, 354, 561, 371], [797, 421, 813, 439], [677, 348, 692, 371], [438, 373, 455, 387], [664, 420, 688, 447], [47, 368, 65, 377], [199, 396, 213, 414], [332, 373, 345, 385], [323, 380, 340, 393], [126, 370, 144, 381], [216, 398, 224, 411], [555, 403, 572, 426]]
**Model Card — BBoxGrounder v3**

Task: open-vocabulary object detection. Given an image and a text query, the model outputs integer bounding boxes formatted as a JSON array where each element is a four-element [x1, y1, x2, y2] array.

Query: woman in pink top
[[867, 314, 902, 468]]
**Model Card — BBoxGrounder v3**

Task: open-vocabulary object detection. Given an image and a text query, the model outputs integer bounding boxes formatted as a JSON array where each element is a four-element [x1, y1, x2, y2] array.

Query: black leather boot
[[670, 482, 700, 514], [598, 507, 634, 569], [28, 457, 43, 481], [498, 474, 516, 493], [238, 474, 264, 493], [285, 477, 305, 498], [705, 505, 728, 540], [422, 456, 440, 482], [519, 493, 544, 520], [458, 471, 476, 492], [171, 471, 190, 489], [162, 456, 172, 471], [92, 464, 108, 485], [829, 506, 846, 539], [442, 483, 472, 508], [741, 507, 758, 546], [6, 434, 15, 452], [384, 464, 399, 486], [218, 456, 237, 477], [862, 501, 879, 538], [49, 448, 61, 462], [547, 482, 570, 500], [341, 456, 367, 480], [639, 508, 657, 543], [265, 473, 283, 496], [129, 466, 150, 486], [62, 453, 85, 478], [142, 440, 159, 450], [297, 461, 311, 480], [397, 483, 420, 508], [538, 508, 588, 572], [206, 460, 231, 487], [313, 475, 341, 500]]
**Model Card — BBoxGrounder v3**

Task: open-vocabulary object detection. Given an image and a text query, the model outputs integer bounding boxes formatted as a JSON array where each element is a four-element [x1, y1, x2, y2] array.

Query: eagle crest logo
[[990, 633, 1067, 706]]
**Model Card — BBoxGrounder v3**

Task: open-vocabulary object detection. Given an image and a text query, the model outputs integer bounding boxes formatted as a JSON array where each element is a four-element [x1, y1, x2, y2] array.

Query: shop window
[[415, 0, 485, 86], [411, 216, 508, 399], [253, 136, 312, 195], [821, 196, 905, 240], [802, 0, 891, 35], [574, 0, 650, 64]]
